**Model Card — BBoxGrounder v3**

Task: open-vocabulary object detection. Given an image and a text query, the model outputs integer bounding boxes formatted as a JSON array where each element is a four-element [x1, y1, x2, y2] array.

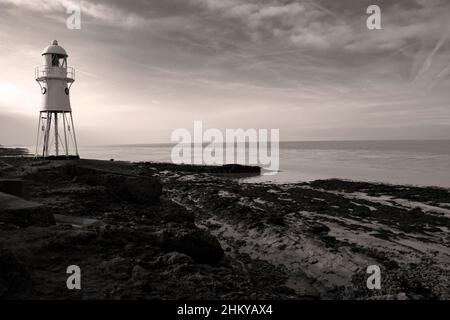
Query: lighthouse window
[[51, 54, 59, 67], [51, 54, 67, 67]]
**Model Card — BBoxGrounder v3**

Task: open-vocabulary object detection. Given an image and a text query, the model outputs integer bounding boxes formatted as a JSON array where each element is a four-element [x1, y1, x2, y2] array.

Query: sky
[[0, 0, 449, 145]]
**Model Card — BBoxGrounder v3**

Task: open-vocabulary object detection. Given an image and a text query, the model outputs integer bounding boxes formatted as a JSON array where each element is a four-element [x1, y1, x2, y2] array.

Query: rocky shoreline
[[0, 146, 29, 157], [1, 157, 449, 299]]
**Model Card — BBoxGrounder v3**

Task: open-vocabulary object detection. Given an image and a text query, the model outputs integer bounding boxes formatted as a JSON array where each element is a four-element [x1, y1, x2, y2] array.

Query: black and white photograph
[[0, 0, 449, 312]]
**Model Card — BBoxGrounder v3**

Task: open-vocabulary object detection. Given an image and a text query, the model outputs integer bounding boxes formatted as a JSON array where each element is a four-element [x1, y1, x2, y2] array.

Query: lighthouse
[[35, 40, 79, 159]]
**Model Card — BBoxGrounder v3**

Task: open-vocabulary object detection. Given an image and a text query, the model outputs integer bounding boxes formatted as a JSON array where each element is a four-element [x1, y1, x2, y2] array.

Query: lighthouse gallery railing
[[35, 66, 75, 82]]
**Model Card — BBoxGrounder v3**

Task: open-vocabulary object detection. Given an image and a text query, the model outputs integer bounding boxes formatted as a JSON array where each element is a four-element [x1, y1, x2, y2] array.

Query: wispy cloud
[[414, 31, 448, 82], [0, 0, 449, 143], [0, 0, 146, 27]]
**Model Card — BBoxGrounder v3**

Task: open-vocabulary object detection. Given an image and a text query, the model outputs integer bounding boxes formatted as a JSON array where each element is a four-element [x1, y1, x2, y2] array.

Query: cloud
[[413, 31, 448, 82], [0, 107, 35, 145], [0, 0, 449, 142], [0, 0, 146, 27]]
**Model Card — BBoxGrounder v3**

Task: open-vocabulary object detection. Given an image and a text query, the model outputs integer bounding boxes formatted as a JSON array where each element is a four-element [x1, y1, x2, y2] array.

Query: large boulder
[[0, 192, 55, 226], [162, 229, 224, 265], [58, 164, 163, 204], [98, 257, 131, 280], [124, 176, 162, 204], [97, 174, 162, 204], [0, 179, 25, 197], [0, 249, 32, 298]]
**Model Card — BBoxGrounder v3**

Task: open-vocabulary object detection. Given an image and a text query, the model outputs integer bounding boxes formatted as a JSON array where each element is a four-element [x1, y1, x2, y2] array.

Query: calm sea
[[63, 140, 450, 188]]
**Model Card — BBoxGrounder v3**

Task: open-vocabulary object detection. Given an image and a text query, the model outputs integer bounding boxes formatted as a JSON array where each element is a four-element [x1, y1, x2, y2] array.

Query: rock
[[46, 229, 97, 251], [0, 160, 14, 173], [124, 176, 162, 204], [268, 214, 284, 226], [219, 164, 260, 174], [397, 292, 408, 300], [186, 272, 206, 285], [151, 229, 169, 244], [54, 214, 99, 227], [0, 282, 6, 298], [309, 223, 330, 234], [0, 147, 28, 156], [144, 162, 260, 174], [51, 163, 163, 204], [162, 252, 194, 265], [131, 265, 148, 280], [156, 202, 195, 225], [0, 179, 25, 197], [0, 249, 32, 298], [163, 229, 224, 265], [98, 257, 131, 280], [91, 173, 162, 204], [0, 191, 55, 226]]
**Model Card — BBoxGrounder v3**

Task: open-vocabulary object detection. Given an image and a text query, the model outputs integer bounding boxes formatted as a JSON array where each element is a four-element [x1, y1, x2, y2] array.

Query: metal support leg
[[43, 111, 52, 157], [69, 112, 79, 157], [35, 112, 42, 157], [54, 112, 59, 156], [63, 112, 69, 156]]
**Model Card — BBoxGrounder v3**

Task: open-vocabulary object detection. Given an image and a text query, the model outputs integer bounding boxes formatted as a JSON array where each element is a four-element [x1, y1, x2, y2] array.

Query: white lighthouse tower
[[35, 40, 79, 159]]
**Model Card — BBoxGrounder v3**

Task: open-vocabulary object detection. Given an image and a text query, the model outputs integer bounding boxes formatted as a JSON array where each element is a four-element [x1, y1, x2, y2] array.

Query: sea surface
[[25, 140, 450, 188]]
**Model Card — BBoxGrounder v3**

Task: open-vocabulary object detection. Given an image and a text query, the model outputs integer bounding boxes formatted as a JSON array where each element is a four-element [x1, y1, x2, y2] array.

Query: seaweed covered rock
[[0, 249, 32, 298], [162, 229, 224, 265], [0, 192, 55, 227], [55, 163, 163, 204], [124, 176, 162, 204], [0, 179, 25, 197]]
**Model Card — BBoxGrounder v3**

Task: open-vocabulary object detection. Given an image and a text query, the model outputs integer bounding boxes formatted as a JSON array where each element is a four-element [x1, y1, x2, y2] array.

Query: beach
[[1, 153, 449, 299]]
